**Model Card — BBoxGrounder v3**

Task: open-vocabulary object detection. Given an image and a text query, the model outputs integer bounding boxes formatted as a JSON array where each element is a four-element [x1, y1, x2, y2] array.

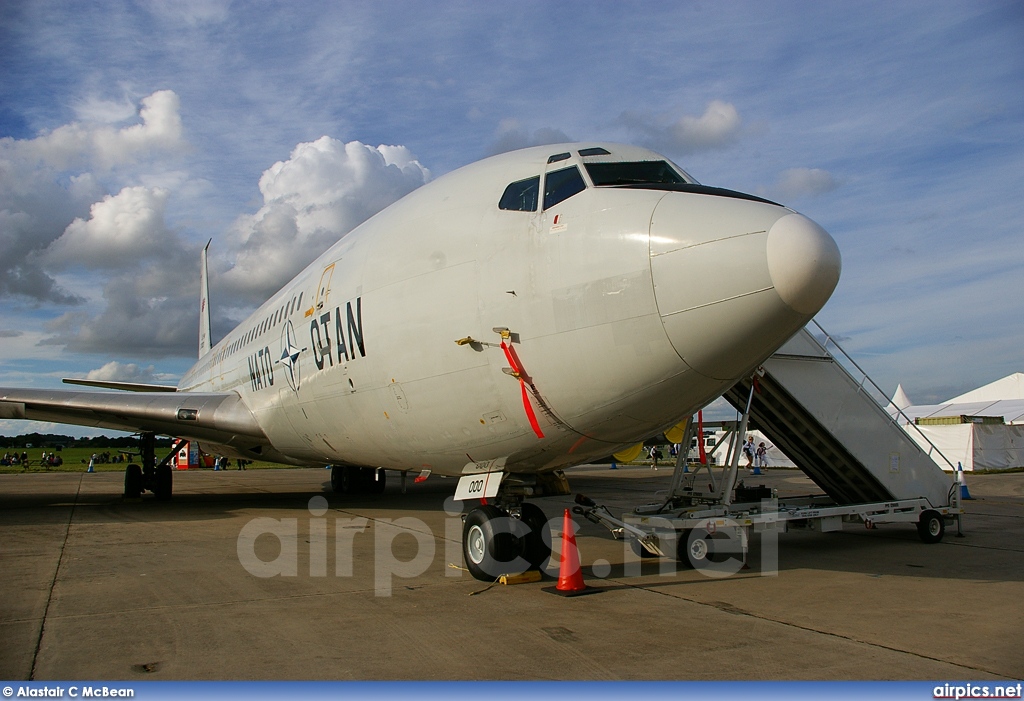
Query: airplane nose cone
[[649, 194, 842, 381], [766, 213, 841, 315]]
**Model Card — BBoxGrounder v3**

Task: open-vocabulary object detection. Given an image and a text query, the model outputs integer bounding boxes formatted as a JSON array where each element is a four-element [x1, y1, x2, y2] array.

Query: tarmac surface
[[2, 465, 1022, 681]]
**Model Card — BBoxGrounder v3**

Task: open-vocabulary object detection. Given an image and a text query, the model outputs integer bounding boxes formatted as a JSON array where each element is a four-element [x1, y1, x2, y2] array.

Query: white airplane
[[0, 143, 841, 580]]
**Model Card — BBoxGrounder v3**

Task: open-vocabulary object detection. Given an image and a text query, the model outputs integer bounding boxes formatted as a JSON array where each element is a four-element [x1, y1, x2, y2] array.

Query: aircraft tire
[[518, 502, 551, 568], [330, 464, 346, 493], [462, 505, 521, 581], [676, 528, 712, 567], [124, 464, 143, 499], [917, 510, 945, 544], [345, 467, 365, 494], [332, 465, 360, 494], [349, 467, 366, 492], [154, 463, 172, 500]]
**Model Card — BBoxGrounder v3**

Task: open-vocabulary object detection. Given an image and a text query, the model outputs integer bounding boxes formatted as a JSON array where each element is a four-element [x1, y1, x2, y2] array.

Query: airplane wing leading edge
[[0, 387, 269, 455]]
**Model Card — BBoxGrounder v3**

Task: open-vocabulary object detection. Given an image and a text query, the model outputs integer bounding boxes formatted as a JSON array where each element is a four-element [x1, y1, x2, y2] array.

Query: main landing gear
[[330, 464, 387, 495], [123, 434, 178, 500]]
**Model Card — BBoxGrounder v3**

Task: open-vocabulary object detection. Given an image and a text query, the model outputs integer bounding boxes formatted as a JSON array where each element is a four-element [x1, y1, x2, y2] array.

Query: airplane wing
[[0, 387, 268, 449]]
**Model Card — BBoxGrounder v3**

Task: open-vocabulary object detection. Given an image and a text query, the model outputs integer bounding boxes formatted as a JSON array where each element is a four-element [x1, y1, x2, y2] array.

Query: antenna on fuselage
[[199, 239, 212, 359]]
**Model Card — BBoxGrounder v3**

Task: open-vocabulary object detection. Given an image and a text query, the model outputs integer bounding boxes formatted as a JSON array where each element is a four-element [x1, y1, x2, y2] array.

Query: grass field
[[0, 446, 297, 474]]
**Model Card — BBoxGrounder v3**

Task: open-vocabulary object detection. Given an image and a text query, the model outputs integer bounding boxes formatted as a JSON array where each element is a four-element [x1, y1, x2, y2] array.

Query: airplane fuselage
[[177, 143, 841, 477]]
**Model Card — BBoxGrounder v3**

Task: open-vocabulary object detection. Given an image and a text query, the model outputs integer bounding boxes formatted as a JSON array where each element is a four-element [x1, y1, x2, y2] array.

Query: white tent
[[892, 374, 1024, 471], [892, 383, 913, 412], [949, 372, 1024, 403], [910, 423, 1024, 471], [898, 399, 1024, 427]]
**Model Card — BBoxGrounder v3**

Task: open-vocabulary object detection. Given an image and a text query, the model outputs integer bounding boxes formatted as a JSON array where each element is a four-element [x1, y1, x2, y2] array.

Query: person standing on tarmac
[[755, 441, 771, 469], [649, 445, 662, 470], [743, 437, 755, 469]]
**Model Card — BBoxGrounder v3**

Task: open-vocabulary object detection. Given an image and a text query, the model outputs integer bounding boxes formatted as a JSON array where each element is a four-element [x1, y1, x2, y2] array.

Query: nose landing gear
[[461, 500, 552, 582]]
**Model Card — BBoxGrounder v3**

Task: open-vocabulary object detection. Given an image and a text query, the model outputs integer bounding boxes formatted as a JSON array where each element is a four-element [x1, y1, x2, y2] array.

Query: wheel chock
[[500, 570, 542, 585]]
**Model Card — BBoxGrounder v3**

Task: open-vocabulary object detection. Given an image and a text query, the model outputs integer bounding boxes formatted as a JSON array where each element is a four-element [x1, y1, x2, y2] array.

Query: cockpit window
[[543, 166, 586, 209], [499, 176, 539, 212], [584, 161, 687, 187]]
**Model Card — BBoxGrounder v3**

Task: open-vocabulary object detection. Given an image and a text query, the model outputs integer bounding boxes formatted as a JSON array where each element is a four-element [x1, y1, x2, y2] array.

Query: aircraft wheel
[[332, 465, 359, 494], [517, 502, 551, 568], [462, 505, 522, 581], [330, 465, 345, 493], [124, 464, 143, 498], [676, 528, 712, 567], [154, 463, 172, 500], [344, 466, 364, 493], [917, 510, 945, 544]]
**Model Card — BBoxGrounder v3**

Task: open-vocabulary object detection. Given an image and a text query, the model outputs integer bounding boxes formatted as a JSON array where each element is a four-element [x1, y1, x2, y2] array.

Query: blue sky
[[1, 1, 1022, 435]]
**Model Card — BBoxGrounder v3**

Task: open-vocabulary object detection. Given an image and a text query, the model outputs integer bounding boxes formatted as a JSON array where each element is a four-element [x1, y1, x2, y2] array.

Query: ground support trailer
[[575, 322, 964, 569]]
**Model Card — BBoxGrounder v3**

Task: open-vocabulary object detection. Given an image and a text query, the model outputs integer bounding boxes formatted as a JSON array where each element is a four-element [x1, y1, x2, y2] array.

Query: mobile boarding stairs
[[576, 321, 964, 567]]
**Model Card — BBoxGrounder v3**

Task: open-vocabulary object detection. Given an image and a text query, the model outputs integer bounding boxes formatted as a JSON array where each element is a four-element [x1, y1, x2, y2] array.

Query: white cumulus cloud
[[84, 361, 160, 383], [9, 90, 184, 172], [222, 137, 431, 302], [0, 90, 187, 303], [44, 186, 175, 268], [72, 95, 140, 124], [3, 97, 433, 358], [618, 100, 742, 155]]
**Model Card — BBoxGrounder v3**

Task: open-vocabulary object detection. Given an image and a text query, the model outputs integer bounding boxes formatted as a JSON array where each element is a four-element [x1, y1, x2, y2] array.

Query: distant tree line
[[0, 433, 173, 449]]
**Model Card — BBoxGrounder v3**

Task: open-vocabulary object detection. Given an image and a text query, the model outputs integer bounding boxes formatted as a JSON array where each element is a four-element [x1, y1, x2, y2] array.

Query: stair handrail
[[808, 320, 958, 472]]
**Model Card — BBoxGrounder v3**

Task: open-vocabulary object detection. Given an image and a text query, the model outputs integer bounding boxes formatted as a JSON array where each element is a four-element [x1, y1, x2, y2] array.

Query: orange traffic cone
[[557, 508, 586, 592], [544, 509, 597, 596]]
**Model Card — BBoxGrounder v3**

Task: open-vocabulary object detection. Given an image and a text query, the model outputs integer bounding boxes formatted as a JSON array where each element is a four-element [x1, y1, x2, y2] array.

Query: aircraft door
[[314, 263, 335, 314], [477, 173, 539, 329], [479, 156, 588, 323], [476, 156, 592, 438]]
